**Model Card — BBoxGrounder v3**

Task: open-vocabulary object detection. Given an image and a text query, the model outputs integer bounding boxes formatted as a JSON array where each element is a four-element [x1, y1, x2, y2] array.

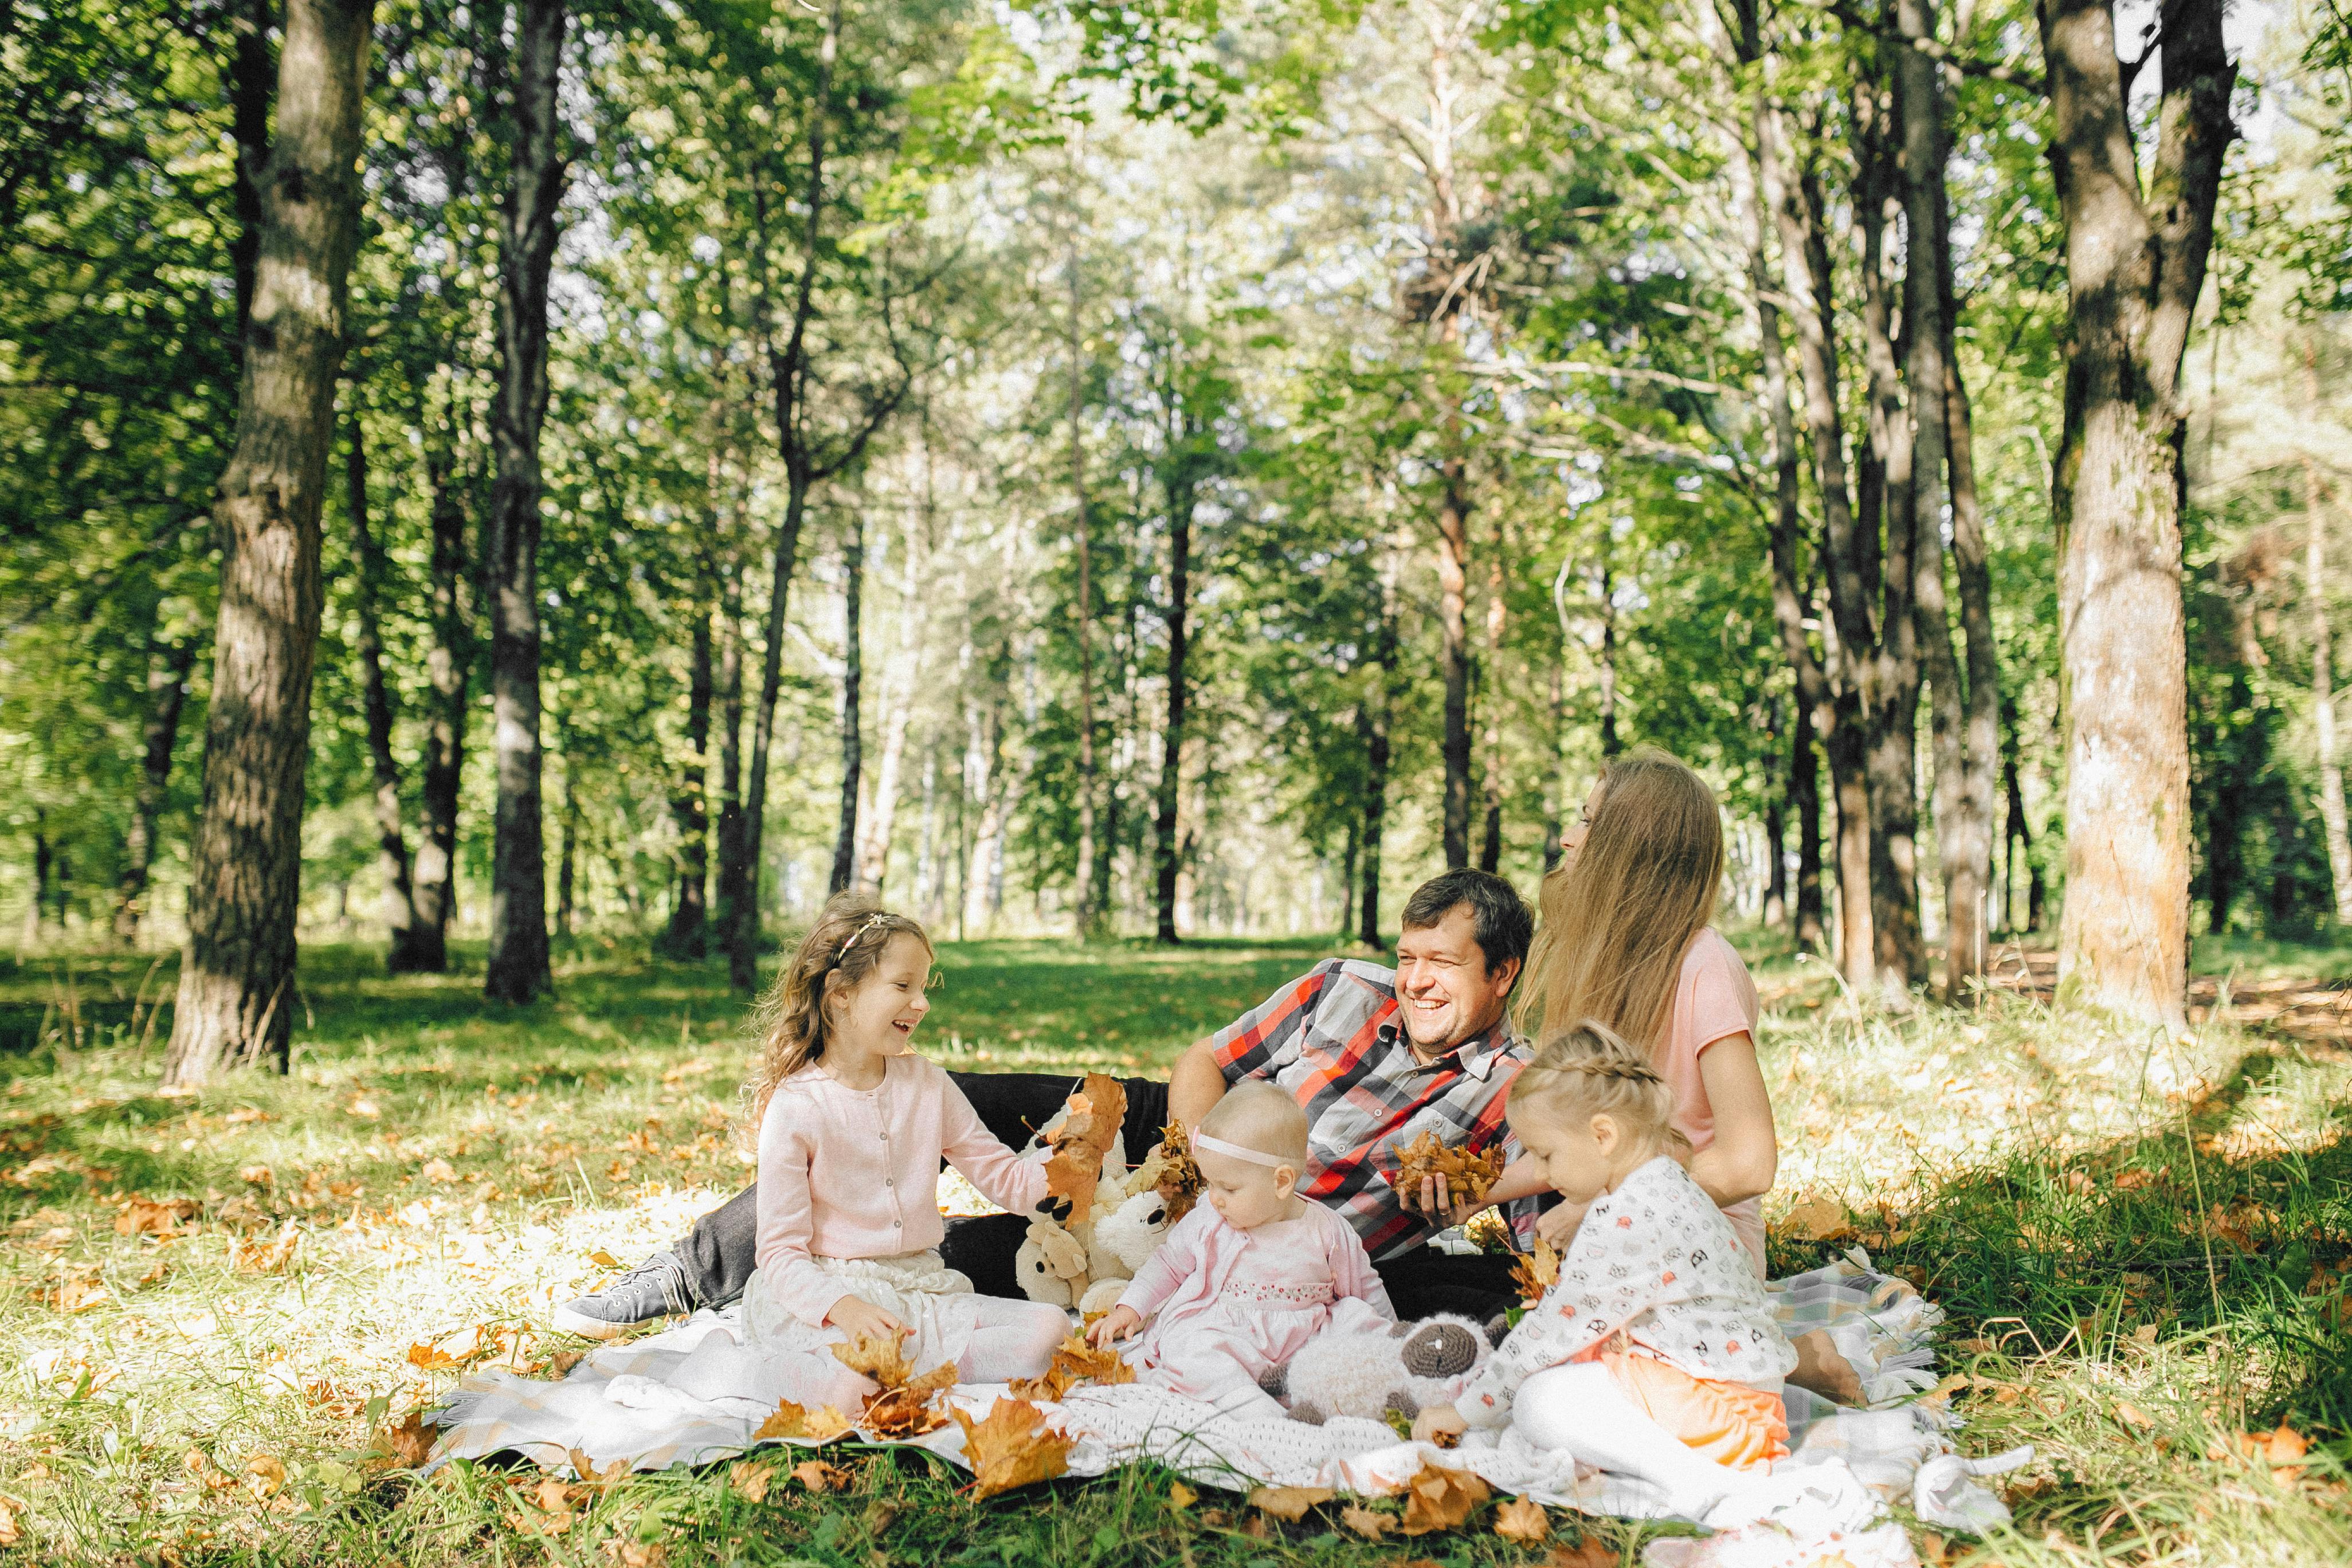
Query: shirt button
[[885, 1178, 893, 1187], [892, 1220, 901, 1228]]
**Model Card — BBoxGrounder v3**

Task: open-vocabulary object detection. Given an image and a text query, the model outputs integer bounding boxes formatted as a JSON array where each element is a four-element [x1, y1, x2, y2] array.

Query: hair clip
[[835, 912, 890, 962]]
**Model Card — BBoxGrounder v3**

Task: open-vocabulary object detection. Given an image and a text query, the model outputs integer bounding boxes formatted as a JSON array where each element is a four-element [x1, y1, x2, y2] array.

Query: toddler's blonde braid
[[1510, 1019, 1677, 1138]]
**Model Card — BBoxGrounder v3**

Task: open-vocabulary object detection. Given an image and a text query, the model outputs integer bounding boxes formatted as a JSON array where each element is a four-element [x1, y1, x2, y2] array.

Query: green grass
[[0, 934, 2348, 1563]]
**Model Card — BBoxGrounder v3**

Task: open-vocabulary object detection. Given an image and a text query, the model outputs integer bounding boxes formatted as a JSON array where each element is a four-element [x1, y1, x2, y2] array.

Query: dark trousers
[[672, 1069, 1520, 1326]]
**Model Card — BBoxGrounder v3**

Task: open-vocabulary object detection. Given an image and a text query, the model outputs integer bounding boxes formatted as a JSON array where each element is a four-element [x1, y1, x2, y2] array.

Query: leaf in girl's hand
[[1397, 1459, 1490, 1535], [1493, 1496, 1550, 1544], [829, 1332, 950, 1393], [952, 1398, 1071, 1499], [753, 1400, 807, 1441], [1042, 1075, 1126, 1224], [1246, 1485, 1333, 1520], [791, 1459, 852, 1492], [1509, 1237, 1562, 1304]]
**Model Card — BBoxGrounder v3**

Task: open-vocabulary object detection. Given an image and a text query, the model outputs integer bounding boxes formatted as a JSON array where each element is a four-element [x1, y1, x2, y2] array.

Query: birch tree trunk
[[658, 540, 714, 958], [1478, 543, 1507, 872], [481, 0, 567, 1004], [829, 516, 865, 895], [163, 0, 373, 1087], [2042, 0, 2234, 1029], [1153, 470, 1195, 943], [343, 393, 428, 971]]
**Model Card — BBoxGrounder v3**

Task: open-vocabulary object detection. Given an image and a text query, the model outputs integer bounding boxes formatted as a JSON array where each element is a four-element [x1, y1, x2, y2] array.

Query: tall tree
[[829, 514, 866, 895], [112, 637, 197, 943], [342, 392, 429, 970], [481, 0, 569, 1003], [2041, 0, 2235, 1029], [163, 0, 374, 1086]]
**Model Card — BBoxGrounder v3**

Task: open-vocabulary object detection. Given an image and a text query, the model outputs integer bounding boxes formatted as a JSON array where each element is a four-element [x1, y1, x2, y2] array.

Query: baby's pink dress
[[1116, 1199, 1394, 1421]]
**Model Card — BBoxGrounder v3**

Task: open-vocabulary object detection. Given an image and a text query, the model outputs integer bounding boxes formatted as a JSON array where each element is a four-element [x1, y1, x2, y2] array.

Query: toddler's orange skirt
[[1600, 1345, 1790, 1473]]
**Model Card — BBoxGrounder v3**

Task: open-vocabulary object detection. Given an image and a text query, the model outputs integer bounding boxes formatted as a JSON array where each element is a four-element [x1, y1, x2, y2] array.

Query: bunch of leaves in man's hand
[[1390, 1131, 1504, 1206]]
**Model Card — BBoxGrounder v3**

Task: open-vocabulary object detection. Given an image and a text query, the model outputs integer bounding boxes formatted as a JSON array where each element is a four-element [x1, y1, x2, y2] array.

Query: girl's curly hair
[[743, 894, 932, 1122]]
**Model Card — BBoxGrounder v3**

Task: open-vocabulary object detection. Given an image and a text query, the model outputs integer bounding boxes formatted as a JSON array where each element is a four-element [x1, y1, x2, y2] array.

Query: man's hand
[[1399, 1171, 1488, 1230], [1535, 1198, 1589, 1250], [1087, 1305, 1142, 1347], [1412, 1404, 1468, 1445], [823, 1295, 910, 1345]]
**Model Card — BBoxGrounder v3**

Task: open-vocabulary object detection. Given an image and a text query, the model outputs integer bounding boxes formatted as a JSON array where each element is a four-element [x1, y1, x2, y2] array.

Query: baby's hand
[[1411, 1404, 1467, 1445], [1087, 1306, 1141, 1347]]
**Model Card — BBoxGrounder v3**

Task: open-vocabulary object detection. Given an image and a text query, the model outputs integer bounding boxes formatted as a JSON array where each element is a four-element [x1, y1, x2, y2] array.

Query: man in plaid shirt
[[558, 868, 1543, 1334]]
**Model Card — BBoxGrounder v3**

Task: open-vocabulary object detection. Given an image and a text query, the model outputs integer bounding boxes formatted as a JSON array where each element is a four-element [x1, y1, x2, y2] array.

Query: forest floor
[[0, 931, 2348, 1566]]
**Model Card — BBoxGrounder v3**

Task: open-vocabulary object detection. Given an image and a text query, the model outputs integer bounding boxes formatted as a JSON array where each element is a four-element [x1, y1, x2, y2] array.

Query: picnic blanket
[[428, 1251, 1990, 1526]]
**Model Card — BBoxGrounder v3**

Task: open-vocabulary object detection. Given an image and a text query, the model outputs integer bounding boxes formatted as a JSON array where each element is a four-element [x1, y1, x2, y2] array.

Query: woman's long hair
[[743, 893, 931, 1122], [1519, 747, 1724, 1051]]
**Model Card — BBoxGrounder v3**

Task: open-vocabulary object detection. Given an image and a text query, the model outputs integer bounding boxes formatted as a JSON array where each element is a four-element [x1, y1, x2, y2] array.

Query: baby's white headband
[[1191, 1130, 1293, 1169]]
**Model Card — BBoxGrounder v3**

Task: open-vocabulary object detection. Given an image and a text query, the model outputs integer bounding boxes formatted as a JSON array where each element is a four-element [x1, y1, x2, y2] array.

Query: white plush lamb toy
[[1271, 1313, 1495, 1426]]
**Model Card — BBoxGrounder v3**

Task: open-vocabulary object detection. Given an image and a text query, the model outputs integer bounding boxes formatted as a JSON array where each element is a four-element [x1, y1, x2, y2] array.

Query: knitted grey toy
[[1267, 1312, 1493, 1425]]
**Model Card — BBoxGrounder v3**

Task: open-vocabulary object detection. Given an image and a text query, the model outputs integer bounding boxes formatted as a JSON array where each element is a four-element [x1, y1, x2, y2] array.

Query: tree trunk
[[555, 762, 578, 939], [658, 548, 714, 959], [1479, 543, 1507, 872], [855, 510, 922, 893], [963, 696, 1003, 938], [1436, 464, 1473, 868], [829, 515, 865, 896], [163, 0, 373, 1087], [2042, 0, 2234, 1029], [1789, 687, 1825, 950], [1153, 475, 1195, 943], [712, 554, 749, 967], [410, 437, 468, 973], [226, 0, 273, 344], [343, 390, 428, 971], [481, 0, 567, 1005], [114, 637, 198, 943], [1998, 689, 2043, 933], [2304, 351, 2352, 918], [1066, 210, 1100, 938], [1763, 701, 1789, 932]]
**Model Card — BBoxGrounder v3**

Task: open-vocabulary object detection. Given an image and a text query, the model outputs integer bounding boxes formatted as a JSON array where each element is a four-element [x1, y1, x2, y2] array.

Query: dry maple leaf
[[861, 1385, 950, 1438], [1509, 1237, 1562, 1304], [803, 1405, 856, 1442], [1338, 1501, 1391, 1539], [1246, 1485, 1334, 1521], [2240, 1421, 2310, 1486], [1777, 1195, 1855, 1245], [829, 1332, 953, 1393], [791, 1459, 853, 1492], [728, 1459, 774, 1504], [115, 1197, 198, 1237], [243, 1454, 287, 1501], [371, 1412, 441, 1472], [1046, 1334, 1134, 1392], [1493, 1496, 1550, 1545], [0, 1496, 18, 1548], [1542, 1539, 1617, 1568], [1154, 1123, 1204, 1222], [1397, 1459, 1490, 1536], [754, 1400, 809, 1441], [232, 1221, 300, 1276], [953, 1397, 1072, 1500], [1389, 1132, 1505, 1206]]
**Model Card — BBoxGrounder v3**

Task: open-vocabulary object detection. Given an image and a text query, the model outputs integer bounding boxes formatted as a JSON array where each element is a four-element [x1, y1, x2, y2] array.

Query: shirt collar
[[1376, 1014, 1520, 1081]]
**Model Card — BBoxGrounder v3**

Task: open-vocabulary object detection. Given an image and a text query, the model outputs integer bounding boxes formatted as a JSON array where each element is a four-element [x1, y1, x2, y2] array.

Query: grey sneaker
[[552, 1251, 691, 1339]]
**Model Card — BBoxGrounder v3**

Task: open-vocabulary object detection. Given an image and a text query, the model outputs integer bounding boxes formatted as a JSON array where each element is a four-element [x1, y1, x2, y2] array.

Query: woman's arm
[[1685, 1034, 1778, 1208]]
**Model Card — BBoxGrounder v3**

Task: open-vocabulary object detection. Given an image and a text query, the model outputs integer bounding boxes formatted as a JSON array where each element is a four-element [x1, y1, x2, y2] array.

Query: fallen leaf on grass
[[610, 1540, 665, 1568], [861, 1385, 949, 1438], [1777, 1196, 1855, 1245], [2114, 1400, 2155, 1430], [544, 1349, 586, 1380], [565, 1449, 630, 1491], [1510, 1237, 1561, 1304], [1493, 1496, 1550, 1544], [370, 1412, 441, 1472], [2240, 1421, 2310, 1487], [38, 1276, 111, 1314], [791, 1459, 852, 1492], [1246, 1484, 1332, 1520], [1542, 1539, 1617, 1568], [421, 1159, 458, 1184], [136, 1256, 171, 1288], [1397, 1459, 1490, 1536], [588, 1248, 624, 1269], [243, 1454, 286, 1501], [829, 1332, 955, 1393], [1168, 1480, 1197, 1510], [115, 1197, 198, 1237], [0, 1496, 18, 1546], [1338, 1501, 1391, 1539], [231, 1221, 300, 1275], [952, 1398, 1070, 1499], [728, 1459, 774, 1504]]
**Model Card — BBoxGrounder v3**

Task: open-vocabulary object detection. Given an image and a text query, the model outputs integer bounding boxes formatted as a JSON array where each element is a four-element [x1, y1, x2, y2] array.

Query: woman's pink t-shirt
[[1655, 927, 1767, 1274]]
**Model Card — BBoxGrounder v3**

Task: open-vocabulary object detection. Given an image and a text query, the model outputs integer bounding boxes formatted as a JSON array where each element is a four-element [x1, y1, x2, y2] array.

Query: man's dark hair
[[1400, 868, 1533, 984]]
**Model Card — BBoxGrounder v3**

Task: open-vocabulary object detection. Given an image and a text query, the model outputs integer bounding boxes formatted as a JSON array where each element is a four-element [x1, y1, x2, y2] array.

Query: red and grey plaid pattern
[[1210, 958, 1530, 1261]]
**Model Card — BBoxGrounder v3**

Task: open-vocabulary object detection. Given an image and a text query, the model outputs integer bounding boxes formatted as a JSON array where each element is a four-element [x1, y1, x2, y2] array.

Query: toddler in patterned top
[[1088, 1084, 1394, 1421], [1413, 1022, 1800, 1523]]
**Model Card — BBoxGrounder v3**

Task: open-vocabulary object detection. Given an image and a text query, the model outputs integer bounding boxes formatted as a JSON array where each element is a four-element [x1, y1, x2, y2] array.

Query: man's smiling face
[[1393, 903, 1518, 1057]]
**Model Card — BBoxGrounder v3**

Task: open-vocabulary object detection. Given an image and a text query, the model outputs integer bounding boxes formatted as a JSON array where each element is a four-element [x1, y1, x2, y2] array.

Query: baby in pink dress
[[1089, 1084, 1393, 1421]]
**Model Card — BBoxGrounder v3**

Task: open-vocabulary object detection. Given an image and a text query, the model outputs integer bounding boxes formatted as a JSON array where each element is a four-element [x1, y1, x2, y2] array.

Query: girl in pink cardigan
[[740, 897, 1068, 1405], [1089, 1084, 1393, 1420]]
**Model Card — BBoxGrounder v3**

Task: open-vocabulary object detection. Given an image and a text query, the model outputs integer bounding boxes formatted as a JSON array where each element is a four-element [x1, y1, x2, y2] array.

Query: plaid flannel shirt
[[1210, 958, 1531, 1261]]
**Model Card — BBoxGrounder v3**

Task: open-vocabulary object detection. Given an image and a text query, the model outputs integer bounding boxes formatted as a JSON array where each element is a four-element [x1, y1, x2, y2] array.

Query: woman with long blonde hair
[[1519, 748, 1778, 1272]]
